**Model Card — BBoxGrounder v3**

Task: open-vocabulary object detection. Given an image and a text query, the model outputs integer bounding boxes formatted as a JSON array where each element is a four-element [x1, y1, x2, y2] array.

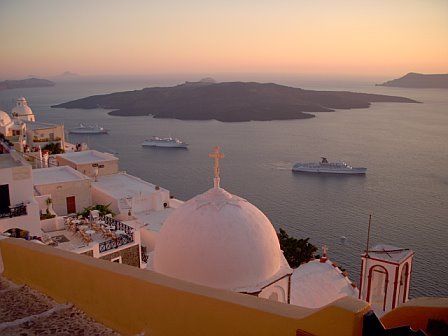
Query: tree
[[78, 203, 115, 218], [277, 228, 317, 268], [43, 142, 64, 154]]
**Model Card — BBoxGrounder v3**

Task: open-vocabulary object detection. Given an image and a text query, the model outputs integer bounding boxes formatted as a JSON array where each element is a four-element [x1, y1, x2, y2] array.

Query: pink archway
[[367, 265, 389, 311]]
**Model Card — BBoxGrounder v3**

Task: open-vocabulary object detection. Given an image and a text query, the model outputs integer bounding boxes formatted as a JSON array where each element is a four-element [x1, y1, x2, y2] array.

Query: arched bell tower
[[359, 244, 414, 314]]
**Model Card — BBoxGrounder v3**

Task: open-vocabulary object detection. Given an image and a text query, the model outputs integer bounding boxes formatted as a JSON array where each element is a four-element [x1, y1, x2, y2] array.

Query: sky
[[0, 0, 447, 79]]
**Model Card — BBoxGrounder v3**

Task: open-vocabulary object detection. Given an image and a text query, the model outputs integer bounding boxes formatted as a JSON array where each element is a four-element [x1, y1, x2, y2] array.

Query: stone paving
[[0, 276, 121, 335]]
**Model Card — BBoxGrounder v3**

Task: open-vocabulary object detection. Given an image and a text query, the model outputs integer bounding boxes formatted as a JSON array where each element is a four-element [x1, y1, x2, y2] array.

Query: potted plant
[[45, 197, 52, 214]]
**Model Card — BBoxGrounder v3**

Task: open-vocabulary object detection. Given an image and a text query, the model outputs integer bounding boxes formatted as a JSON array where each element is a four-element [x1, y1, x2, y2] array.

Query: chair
[[90, 210, 100, 222]]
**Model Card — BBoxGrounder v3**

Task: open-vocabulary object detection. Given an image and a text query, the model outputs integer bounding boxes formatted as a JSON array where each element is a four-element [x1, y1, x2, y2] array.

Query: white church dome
[[154, 186, 285, 290], [12, 97, 33, 116], [0, 110, 12, 126]]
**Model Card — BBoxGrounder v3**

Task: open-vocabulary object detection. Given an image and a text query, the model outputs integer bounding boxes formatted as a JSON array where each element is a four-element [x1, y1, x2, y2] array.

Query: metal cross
[[322, 245, 328, 257], [209, 146, 224, 188]]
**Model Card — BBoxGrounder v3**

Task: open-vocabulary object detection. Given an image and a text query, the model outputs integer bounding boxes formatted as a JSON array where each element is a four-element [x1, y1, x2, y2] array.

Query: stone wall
[[100, 245, 140, 268], [82, 250, 94, 257]]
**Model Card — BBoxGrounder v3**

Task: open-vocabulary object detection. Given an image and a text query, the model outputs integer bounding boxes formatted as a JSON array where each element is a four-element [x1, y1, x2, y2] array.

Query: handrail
[[98, 216, 134, 253], [0, 203, 27, 219]]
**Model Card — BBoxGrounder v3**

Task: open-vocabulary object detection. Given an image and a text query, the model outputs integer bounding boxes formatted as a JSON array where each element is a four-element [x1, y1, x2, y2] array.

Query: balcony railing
[[0, 203, 27, 219], [98, 216, 135, 253], [99, 234, 134, 253], [32, 137, 62, 143]]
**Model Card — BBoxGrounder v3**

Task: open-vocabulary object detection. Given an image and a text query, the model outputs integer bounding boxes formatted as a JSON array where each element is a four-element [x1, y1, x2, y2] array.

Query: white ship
[[69, 123, 108, 134], [292, 157, 367, 174], [141, 136, 188, 148]]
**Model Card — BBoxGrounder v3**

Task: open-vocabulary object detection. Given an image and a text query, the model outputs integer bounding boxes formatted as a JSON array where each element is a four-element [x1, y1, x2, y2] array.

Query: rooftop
[[365, 244, 414, 263], [0, 152, 28, 169], [93, 172, 166, 199], [32, 166, 90, 185], [25, 121, 61, 130], [0, 153, 23, 169], [135, 207, 175, 233], [56, 150, 118, 164], [290, 258, 358, 309]]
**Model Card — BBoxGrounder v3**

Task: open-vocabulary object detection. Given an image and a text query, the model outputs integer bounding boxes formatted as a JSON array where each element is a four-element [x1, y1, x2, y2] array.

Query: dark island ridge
[[377, 73, 448, 88], [52, 81, 419, 122], [0, 78, 55, 91]]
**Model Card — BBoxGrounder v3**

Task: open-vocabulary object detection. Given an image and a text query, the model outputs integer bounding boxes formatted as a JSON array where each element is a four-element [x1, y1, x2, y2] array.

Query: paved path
[[0, 276, 121, 335]]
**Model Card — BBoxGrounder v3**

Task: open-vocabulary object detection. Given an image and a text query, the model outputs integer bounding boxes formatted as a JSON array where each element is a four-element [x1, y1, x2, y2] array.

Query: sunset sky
[[1, 0, 447, 79]]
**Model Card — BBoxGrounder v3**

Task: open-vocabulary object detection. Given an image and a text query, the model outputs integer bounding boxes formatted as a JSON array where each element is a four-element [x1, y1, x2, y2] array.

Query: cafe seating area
[[64, 212, 134, 250]]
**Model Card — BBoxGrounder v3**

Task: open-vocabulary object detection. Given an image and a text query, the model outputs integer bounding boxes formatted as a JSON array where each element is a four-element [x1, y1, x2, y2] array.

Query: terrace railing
[[0, 203, 27, 219], [98, 216, 134, 254]]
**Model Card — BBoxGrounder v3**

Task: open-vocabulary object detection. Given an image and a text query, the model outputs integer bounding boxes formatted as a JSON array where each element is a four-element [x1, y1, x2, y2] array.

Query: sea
[[1, 75, 447, 298]]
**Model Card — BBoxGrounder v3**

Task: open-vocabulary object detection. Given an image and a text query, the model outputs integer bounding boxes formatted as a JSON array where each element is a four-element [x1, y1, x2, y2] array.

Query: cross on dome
[[322, 245, 328, 257], [209, 146, 224, 188]]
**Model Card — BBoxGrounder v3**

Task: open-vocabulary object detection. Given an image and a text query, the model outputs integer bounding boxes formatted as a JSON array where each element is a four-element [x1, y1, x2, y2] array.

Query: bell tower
[[359, 244, 414, 314]]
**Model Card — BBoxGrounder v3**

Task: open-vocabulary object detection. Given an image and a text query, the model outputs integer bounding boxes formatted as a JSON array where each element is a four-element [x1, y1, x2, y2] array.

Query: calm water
[[1, 77, 447, 298]]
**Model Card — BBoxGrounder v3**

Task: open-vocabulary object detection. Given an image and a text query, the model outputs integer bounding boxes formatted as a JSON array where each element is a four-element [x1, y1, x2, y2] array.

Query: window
[[111, 256, 122, 264]]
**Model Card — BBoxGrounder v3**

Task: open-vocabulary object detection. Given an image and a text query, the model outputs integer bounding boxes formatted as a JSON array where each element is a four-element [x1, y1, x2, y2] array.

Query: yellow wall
[[0, 238, 370, 336], [381, 297, 448, 331]]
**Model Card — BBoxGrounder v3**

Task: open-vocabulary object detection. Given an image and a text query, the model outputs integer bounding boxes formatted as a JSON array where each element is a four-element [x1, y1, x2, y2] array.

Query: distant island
[[377, 73, 448, 88], [52, 71, 80, 81], [0, 78, 55, 91], [53, 80, 419, 122]]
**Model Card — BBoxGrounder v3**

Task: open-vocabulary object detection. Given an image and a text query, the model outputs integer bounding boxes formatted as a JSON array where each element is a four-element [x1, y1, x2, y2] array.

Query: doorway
[[0, 184, 10, 214], [66, 196, 76, 214]]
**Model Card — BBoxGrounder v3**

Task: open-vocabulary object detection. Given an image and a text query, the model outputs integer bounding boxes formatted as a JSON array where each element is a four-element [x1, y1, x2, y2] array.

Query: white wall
[[0, 200, 41, 236], [1, 163, 34, 205], [0, 154, 41, 236], [140, 228, 158, 252], [259, 276, 290, 304], [35, 179, 91, 216], [360, 255, 413, 313], [91, 187, 120, 214], [56, 157, 118, 178]]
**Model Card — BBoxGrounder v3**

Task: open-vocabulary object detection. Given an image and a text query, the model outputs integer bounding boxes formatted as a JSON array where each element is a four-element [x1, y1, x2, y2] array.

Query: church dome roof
[[0, 110, 12, 126], [290, 259, 358, 308], [12, 97, 33, 116], [154, 186, 286, 290]]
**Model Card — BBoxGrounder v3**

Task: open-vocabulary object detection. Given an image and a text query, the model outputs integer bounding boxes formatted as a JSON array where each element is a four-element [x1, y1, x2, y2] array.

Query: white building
[[0, 110, 16, 137], [0, 110, 26, 152], [25, 121, 66, 152], [90, 171, 177, 251], [0, 151, 41, 237], [56, 150, 118, 178], [2, 97, 66, 154], [33, 166, 92, 216], [359, 244, 414, 315], [11, 97, 35, 122]]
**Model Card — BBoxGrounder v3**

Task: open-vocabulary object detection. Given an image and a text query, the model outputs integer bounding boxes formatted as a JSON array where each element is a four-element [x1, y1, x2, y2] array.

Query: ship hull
[[292, 167, 367, 174], [69, 129, 108, 134], [141, 141, 188, 148]]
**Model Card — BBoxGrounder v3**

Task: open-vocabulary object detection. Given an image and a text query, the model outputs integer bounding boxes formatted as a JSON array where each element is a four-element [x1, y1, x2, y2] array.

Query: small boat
[[69, 123, 108, 134], [292, 157, 367, 174], [141, 136, 188, 148]]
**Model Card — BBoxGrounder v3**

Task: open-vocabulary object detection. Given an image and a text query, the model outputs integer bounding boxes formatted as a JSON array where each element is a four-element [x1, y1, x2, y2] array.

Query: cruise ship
[[141, 136, 188, 148], [292, 157, 367, 174], [69, 124, 108, 134]]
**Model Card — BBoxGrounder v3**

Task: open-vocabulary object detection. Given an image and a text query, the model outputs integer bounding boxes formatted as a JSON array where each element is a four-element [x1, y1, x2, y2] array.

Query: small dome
[[154, 187, 285, 290], [290, 259, 358, 308], [0, 110, 12, 126], [12, 97, 33, 116]]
